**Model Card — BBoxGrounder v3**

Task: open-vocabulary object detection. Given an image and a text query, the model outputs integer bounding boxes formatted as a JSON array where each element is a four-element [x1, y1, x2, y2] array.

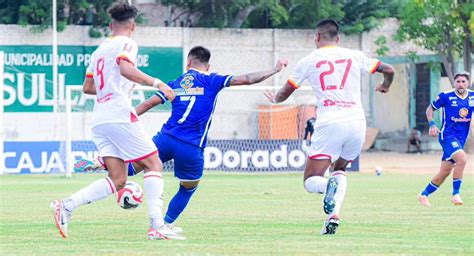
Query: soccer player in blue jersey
[[418, 72, 473, 206], [112, 46, 287, 236]]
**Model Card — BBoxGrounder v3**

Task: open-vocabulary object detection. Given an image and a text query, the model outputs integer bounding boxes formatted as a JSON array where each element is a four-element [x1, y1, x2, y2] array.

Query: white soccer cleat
[[147, 225, 186, 240], [320, 215, 340, 235], [451, 194, 464, 206], [50, 200, 71, 238], [165, 223, 183, 234], [417, 194, 431, 207]]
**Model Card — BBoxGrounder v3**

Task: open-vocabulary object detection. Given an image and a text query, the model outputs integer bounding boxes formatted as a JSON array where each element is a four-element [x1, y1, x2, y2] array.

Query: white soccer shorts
[[309, 119, 366, 162], [91, 122, 157, 163]]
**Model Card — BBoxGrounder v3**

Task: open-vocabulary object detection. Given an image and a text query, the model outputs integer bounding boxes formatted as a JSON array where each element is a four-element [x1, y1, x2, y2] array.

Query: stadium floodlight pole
[[0, 51, 4, 174], [52, 0, 58, 113]]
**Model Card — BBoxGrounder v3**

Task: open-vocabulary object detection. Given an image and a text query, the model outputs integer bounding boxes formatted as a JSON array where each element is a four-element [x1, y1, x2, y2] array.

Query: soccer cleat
[[323, 176, 338, 214], [451, 194, 464, 206], [147, 225, 186, 240], [417, 194, 431, 207], [50, 200, 71, 238], [73, 158, 104, 173], [320, 215, 340, 235], [165, 223, 183, 234]]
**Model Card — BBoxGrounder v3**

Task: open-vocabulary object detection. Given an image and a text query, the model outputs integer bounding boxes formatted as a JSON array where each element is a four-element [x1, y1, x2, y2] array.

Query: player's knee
[[304, 176, 327, 194], [455, 157, 467, 167], [181, 180, 199, 190], [142, 156, 163, 172]]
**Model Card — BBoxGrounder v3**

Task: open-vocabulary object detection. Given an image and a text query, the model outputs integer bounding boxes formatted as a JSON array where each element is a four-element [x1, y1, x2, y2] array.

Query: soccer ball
[[117, 181, 144, 210]]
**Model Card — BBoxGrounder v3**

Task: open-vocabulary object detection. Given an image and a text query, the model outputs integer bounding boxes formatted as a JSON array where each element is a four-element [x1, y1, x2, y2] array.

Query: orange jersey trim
[[86, 72, 93, 78], [370, 61, 382, 74], [287, 79, 300, 89], [116, 55, 135, 66]]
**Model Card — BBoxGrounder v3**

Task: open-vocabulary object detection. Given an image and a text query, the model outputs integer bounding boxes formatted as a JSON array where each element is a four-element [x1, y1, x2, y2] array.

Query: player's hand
[[274, 59, 288, 72], [428, 126, 440, 137], [264, 90, 277, 103], [158, 83, 176, 101], [375, 84, 389, 93]]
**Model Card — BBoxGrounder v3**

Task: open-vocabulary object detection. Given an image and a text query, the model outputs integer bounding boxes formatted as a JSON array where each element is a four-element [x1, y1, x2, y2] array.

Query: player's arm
[[119, 61, 175, 101], [264, 82, 295, 104], [374, 62, 395, 93], [135, 95, 163, 116], [229, 59, 288, 86], [82, 77, 96, 95], [426, 105, 440, 137]]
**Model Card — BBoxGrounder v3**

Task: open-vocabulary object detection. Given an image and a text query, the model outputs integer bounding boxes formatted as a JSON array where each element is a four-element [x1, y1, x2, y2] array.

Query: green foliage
[[162, 0, 401, 32], [375, 35, 389, 56], [397, 0, 473, 81]]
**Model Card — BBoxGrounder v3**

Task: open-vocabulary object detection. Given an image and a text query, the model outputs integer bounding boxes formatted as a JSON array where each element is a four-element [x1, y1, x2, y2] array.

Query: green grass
[[1, 172, 473, 255]]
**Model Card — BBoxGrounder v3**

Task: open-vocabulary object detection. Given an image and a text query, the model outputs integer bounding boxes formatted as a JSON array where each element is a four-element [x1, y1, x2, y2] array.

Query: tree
[[161, 0, 401, 33], [1, 0, 116, 37], [397, 0, 474, 86]]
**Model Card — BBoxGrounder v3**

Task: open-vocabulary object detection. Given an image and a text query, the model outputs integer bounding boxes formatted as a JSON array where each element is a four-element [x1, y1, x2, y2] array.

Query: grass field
[[1, 169, 473, 255]]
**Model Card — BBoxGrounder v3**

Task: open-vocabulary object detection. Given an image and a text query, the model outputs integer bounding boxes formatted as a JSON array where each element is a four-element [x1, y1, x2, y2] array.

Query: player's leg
[[304, 122, 344, 196], [418, 138, 459, 206], [109, 123, 183, 240], [418, 161, 453, 206], [51, 126, 123, 238], [320, 120, 365, 235], [451, 150, 467, 205], [163, 133, 203, 230]]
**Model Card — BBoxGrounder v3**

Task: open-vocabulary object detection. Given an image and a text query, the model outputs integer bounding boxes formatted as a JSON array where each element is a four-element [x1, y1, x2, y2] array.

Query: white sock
[[304, 176, 328, 194], [144, 171, 165, 229], [63, 177, 116, 212], [330, 171, 347, 218]]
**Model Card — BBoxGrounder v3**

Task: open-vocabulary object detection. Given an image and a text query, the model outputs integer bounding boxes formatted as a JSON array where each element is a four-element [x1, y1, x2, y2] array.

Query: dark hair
[[454, 71, 470, 81], [315, 19, 339, 40], [108, 2, 138, 22], [188, 46, 211, 64]]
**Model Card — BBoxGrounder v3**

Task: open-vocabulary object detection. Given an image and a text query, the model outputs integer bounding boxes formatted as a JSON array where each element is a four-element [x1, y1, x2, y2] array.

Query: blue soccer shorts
[[153, 132, 204, 181], [439, 137, 465, 163]]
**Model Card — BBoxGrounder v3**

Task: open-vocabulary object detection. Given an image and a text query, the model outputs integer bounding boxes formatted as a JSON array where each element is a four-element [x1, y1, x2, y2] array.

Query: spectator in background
[[407, 127, 422, 153]]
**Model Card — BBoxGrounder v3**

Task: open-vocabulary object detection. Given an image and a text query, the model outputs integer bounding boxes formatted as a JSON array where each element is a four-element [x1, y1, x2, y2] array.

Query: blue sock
[[164, 185, 197, 224], [421, 182, 439, 196], [453, 179, 462, 195], [127, 163, 138, 176]]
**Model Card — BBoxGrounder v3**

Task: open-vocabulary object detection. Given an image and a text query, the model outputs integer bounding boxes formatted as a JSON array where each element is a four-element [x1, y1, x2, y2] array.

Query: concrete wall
[[1, 19, 431, 142]]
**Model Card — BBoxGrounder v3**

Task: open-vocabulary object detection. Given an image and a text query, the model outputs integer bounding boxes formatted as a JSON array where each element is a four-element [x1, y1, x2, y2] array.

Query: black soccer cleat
[[320, 215, 340, 235]]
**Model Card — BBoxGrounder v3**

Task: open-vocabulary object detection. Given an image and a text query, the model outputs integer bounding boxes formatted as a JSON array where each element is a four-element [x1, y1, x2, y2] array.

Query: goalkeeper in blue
[[418, 72, 473, 206], [78, 46, 288, 237]]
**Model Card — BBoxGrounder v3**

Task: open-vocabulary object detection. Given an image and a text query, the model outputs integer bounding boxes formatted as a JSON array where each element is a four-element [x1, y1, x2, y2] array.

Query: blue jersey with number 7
[[160, 69, 233, 148]]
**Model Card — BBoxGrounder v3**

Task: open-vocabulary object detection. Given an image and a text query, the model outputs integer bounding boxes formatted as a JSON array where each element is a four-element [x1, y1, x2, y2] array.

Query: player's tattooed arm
[[264, 83, 295, 104], [230, 59, 288, 86], [375, 62, 395, 93], [135, 95, 163, 116], [83, 77, 96, 95]]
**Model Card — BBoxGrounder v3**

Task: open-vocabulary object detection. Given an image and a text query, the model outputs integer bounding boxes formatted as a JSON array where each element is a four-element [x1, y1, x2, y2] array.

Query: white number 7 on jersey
[[177, 96, 196, 124]]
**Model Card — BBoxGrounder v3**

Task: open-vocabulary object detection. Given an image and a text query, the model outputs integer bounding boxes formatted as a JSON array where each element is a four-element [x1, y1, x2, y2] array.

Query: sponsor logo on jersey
[[459, 108, 469, 117], [451, 100, 458, 106], [449, 96, 457, 100], [175, 75, 205, 96], [180, 75, 194, 89], [469, 100, 474, 107]]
